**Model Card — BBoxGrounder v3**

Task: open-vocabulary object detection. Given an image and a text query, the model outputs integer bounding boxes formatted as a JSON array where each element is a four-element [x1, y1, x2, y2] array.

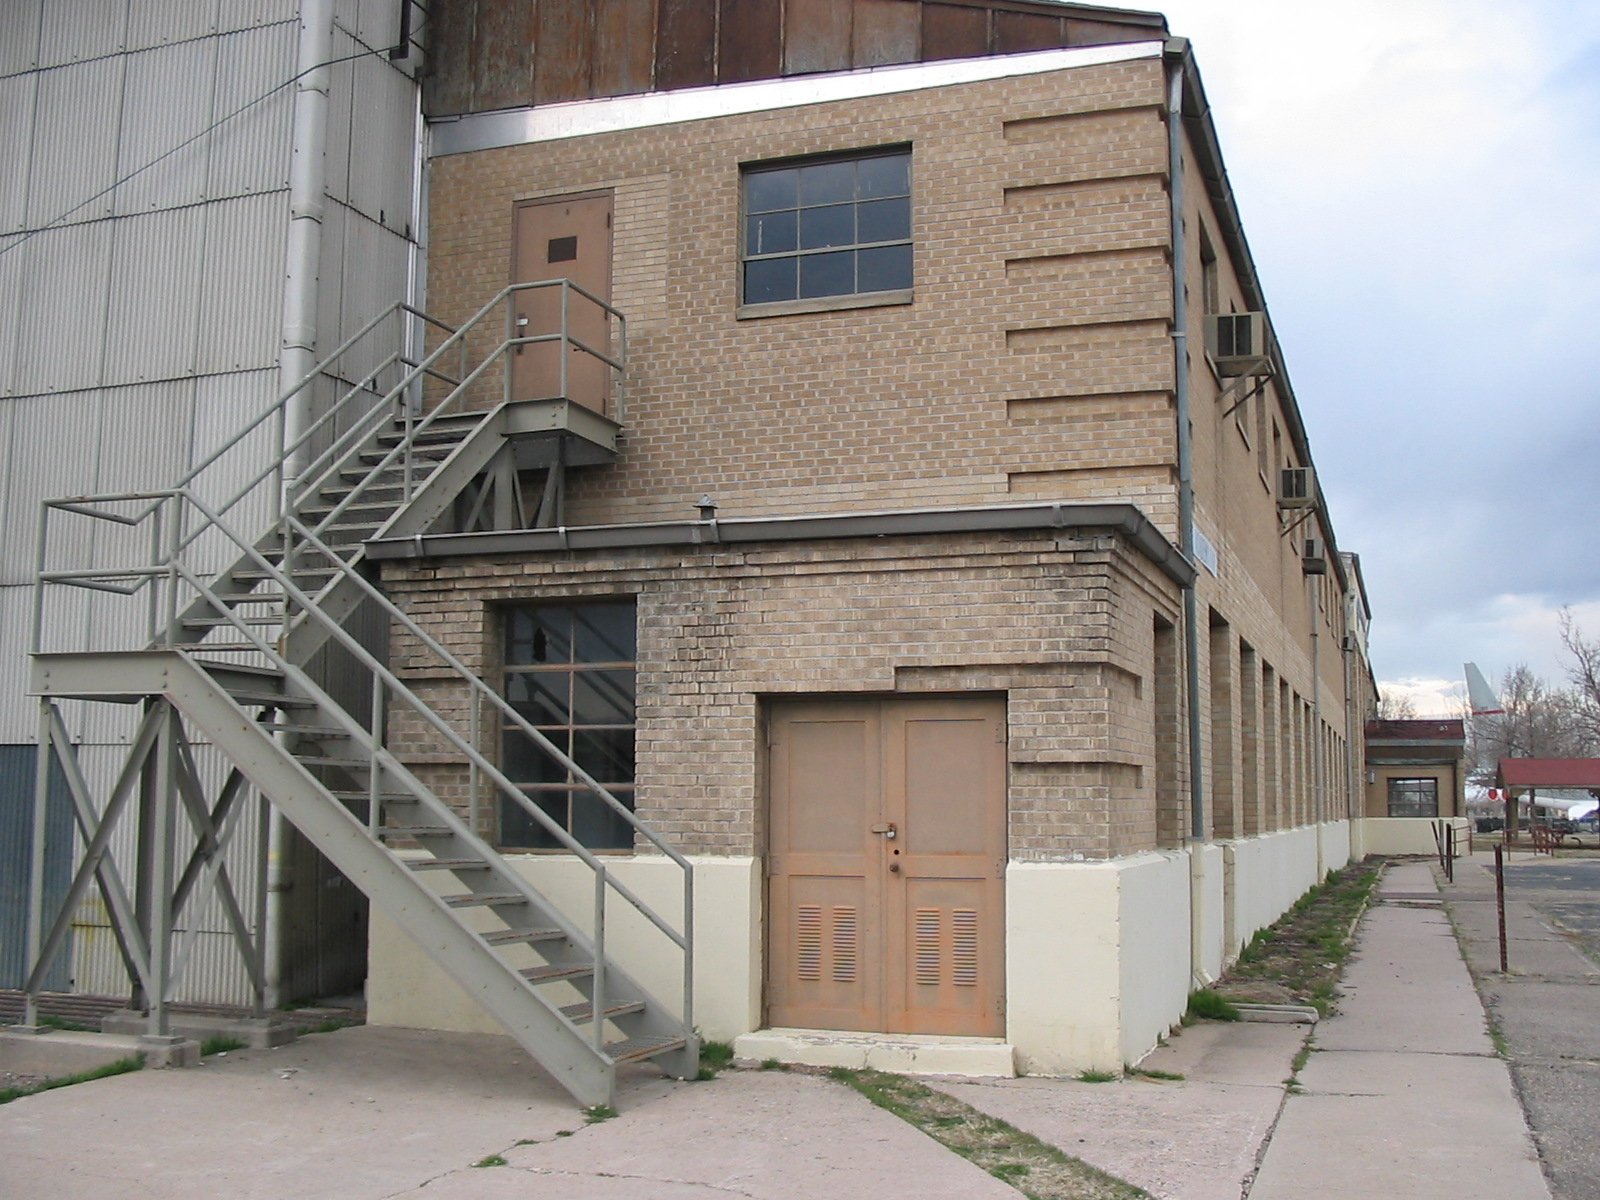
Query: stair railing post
[[368, 673, 385, 838], [683, 863, 694, 1045], [560, 281, 570, 402], [468, 689, 481, 837], [593, 864, 606, 1054], [503, 291, 515, 409], [146, 501, 164, 646], [162, 496, 184, 647]]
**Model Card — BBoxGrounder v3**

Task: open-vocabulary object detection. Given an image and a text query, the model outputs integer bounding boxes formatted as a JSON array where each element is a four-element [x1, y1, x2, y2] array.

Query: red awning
[[1497, 759, 1600, 789]]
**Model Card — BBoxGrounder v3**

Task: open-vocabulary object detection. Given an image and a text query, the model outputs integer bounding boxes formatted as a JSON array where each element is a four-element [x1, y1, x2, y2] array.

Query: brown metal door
[[510, 192, 612, 413], [767, 697, 1006, 1036]]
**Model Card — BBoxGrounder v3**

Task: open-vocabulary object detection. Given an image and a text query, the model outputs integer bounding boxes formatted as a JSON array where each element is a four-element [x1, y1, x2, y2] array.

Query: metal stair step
[[559, 998, 645, 1023], [262, 722, 351, 739], [441, 892, 526, 908], [182, 614, 286, 628], [379, 824, 452, 838], [293, 754, 372, 769], [408, 858, 489, 872], [481, 927, 565, 947], [518, 963, 593, 984], [606, 1035, 687, 1065]]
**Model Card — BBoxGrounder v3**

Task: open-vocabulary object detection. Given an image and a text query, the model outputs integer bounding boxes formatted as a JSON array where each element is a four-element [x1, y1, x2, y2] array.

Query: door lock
[[870, 822, 897, 840]]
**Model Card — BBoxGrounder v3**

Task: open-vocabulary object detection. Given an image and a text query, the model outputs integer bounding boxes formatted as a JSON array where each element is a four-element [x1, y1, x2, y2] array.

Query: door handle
[[870, 822, 897, 840]]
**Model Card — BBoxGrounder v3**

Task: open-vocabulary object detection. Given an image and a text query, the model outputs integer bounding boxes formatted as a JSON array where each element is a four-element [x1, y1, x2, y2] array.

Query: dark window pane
[[507, 607, 570, 665], [857, 243, 912, 293], [572, 669, 635, 725], [500, 790, 567, 849], [745, 257, 796, 304], [570, 789, 636, 850], [574, 603, 636, 662], [798, 250, 854, 299], [747, 210, 797, 256], [745, 167, 796, 213], [574, 728, 636, 782], [798, 203, 855, 250], [857, 153, 909, 199], [502, 730, 571, 784], [857, 196, 909, 244], [798, 159, 854, 205], [506, 672, 568, 724]]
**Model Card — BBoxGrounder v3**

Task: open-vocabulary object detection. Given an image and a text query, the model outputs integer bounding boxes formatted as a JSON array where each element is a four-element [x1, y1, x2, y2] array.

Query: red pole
[[1494, 844, 1508, 973]]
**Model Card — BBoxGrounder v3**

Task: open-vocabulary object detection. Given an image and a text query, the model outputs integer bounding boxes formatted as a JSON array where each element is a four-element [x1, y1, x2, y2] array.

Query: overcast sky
[[1150, 0, 1600, 715]]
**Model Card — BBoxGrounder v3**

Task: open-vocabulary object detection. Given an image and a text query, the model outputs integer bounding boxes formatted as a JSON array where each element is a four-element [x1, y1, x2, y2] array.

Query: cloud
[[1160, 1, 1600, 689]]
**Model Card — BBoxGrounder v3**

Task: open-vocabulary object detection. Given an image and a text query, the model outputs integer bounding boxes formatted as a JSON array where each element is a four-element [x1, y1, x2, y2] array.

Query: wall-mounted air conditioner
[[1278, 466, 1316, 509], [1302, 536, 1327, 574], [1205, 312, 1271, 377]]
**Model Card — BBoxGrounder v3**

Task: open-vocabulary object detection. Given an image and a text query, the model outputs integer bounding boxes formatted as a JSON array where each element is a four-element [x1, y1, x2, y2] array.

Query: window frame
[[737, 144, 914, 319], [1386, 777, 1439, 819], [498, 600, 638, 852]]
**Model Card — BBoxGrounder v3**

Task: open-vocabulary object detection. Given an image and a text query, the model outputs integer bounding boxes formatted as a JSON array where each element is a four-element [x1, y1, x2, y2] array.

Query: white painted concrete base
[[733, 1028, 1016, 1077], [366, 830, 1358, 1080], [1354, 816, 1471, 857]]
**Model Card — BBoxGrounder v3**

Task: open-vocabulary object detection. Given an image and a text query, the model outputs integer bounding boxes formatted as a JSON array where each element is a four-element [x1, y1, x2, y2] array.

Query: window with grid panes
[[501, 602, 636, 849], [741, 147, 912, 306], [1386, 777, 1438, 818]]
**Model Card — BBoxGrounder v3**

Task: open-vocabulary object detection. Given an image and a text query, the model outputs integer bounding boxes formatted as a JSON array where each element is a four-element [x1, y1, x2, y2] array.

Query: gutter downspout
[[1311, 579, 1323, 873], [266, 0, 333, 1012], [1167, 44, 1209, 988]]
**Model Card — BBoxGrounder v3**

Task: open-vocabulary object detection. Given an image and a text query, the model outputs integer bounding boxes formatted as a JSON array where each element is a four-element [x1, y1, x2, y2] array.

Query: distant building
[[1363, 719, 1467, 850]]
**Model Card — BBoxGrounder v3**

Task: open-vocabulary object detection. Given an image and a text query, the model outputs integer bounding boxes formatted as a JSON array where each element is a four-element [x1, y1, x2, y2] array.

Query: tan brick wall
[[382, 528, 1177, 862], [411, 50, 1369, 854]]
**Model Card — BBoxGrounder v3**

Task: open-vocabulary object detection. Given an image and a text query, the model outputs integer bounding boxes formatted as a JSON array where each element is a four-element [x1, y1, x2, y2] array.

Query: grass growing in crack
[[472, 1154, 507, 1168], [37, 1013, 94, 1033], [0, 1055, 143, 1105], [200, 1035, 247, 1056], [829, 1067, 1150, 1200], [1127, 1066, 1185, 1082], [695, 1038, 735, 1080], [1186, 989, 1241, 1022], [1077, 1068, 1120, 1083], [759, 1057, 787, 1071], [1208, 862, 1381, 1015], [583, 1103, 618, 1124]]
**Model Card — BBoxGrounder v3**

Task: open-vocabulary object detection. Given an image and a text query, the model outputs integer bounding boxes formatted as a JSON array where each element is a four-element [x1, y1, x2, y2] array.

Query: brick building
[[361, 0, 1375, 1075]]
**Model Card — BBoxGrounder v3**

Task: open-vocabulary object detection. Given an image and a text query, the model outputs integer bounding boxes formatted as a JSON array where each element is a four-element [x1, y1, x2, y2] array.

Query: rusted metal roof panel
[[656, 0, 715, 91], [719, 0, 781, 85], [785, 0, 853, 75], [995, 10, 1063, 53], [922, 2, 989, 62], [535, 0, 595, 104], [853, 0, 920, 67], [1067, 15, 1155, 46], [427, 0, 478, 114], [595, 0, 658, 96], [475, 0, 536, 112]]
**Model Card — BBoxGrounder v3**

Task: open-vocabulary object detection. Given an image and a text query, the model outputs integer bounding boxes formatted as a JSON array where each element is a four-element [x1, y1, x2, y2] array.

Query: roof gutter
[[366, 501, 1196, 586]]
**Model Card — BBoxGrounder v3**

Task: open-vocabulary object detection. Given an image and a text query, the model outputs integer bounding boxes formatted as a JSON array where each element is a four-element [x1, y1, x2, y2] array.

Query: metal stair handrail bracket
[[30, 283, 692, 1082]]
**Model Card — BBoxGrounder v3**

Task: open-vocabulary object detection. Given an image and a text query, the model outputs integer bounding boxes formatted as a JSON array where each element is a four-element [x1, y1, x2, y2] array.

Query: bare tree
[[1560, 609, 1600, 749], [1466, 663, 1596, 785], [1374, 689, 1419, 720]]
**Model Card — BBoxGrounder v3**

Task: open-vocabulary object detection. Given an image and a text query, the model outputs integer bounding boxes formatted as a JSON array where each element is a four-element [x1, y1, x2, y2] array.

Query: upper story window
[[741, 147, 912, 309]]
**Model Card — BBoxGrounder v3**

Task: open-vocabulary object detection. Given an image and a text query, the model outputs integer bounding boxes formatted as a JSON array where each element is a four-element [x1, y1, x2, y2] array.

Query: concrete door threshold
[[733, 1027, 1016, 1077]]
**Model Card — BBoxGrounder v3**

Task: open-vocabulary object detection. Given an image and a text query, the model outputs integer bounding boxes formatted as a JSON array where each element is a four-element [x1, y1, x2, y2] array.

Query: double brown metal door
[[510, 192, 612, 413], [767, 697, 1006, 1037]]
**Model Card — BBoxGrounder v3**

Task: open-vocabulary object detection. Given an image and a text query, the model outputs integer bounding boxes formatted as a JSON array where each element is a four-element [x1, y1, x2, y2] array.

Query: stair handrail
[[98, 486, 694, 1046]]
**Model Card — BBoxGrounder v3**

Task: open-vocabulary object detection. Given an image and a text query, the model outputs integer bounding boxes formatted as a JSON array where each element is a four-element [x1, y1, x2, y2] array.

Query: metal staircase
[[23, 284, 696, 1106]]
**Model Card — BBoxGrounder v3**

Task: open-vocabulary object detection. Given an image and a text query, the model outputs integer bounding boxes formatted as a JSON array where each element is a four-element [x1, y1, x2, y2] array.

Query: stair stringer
[[125, 649, 631, 1107]]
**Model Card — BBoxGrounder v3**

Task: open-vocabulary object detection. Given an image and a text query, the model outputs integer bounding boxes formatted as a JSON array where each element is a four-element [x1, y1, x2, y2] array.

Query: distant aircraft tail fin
[[1465, 662, 1504, 715]]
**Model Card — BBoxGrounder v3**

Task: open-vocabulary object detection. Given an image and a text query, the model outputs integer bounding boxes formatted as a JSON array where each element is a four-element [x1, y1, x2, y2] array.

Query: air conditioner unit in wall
[[1302, 536, 1327, 574], [1278, 466, 1317, 509], [1205, 312, 1271, 376]]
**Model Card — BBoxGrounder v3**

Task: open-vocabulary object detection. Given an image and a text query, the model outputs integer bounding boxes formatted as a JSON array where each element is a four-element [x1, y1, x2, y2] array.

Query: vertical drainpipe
[[1311, 578, 1323, 873], [265, 0, 333, 1011], [1167, 45, 1208, 986]]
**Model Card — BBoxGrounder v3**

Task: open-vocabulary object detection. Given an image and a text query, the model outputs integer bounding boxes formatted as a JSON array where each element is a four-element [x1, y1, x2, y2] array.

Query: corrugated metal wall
[[0, 0, 424, 1005], [0, 744, 73, 990]]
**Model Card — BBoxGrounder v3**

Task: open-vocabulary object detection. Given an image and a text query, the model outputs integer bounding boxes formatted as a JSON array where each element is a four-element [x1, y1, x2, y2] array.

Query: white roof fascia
[[429, 41, 1165, 157]]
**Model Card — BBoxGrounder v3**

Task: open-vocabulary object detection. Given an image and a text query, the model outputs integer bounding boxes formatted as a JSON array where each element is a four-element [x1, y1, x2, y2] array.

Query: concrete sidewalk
[[0, 858, 1557, 1199], [1245, 859, 1548, 1200]]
